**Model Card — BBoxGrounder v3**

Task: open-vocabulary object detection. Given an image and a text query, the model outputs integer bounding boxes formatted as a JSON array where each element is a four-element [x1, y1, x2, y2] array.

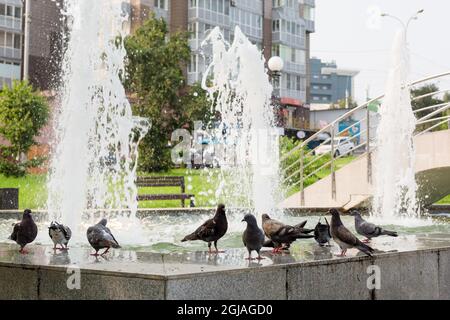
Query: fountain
[[372, 29, 420, 221], [46, 0, 149, 243], [199, 26, 282, 218]]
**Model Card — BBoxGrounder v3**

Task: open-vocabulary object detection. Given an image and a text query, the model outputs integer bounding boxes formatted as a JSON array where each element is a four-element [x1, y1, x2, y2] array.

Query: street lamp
[[381, 9, 424, 39], [268, 56, 284, 126], [268, 56, 283, 98]]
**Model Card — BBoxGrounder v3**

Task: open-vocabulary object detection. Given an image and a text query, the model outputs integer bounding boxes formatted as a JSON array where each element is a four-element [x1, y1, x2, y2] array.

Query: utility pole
[[23, 0, 31, 80]]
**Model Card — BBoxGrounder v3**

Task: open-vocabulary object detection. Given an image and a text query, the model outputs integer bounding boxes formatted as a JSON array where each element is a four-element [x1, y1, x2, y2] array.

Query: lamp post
[[268, 56, 284, 126], [381, 9, 424, 40]]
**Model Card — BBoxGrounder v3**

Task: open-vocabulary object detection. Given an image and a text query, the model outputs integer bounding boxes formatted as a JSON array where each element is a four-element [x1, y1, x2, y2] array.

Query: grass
[[0, 169, 218, 210], [438, 195, 450, 205], [1, 163, 449, 209]]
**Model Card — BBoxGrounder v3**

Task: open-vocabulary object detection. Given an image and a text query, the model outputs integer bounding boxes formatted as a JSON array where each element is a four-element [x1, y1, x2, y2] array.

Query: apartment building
[[0, 0, 22, 87], [131, 0, 316, 129]]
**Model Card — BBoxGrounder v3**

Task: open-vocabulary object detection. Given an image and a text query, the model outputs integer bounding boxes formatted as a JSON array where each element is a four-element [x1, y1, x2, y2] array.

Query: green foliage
[[330, 96, 358, 109], [0, 81, 49, 177], [280, 136, 331, 191], [411, 84, 446, 131], [124, 15, 191, 172]]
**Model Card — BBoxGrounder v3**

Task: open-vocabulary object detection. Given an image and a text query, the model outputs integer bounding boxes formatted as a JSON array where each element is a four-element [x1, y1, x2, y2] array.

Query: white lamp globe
[[268, 56, 284, 72]]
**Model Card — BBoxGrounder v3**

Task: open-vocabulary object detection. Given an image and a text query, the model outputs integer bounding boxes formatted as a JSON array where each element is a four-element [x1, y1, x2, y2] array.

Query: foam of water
[[372, 29, 419, 221], [200, 26, 282, 222], [46, 0, 149, 243]]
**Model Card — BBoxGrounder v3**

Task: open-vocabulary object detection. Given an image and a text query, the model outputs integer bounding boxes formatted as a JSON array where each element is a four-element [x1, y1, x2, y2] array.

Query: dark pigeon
[[242, 214, 265, 260], [314, 217, 332, 247], [350, 210, 398, 242], [86, 218, 121, 256], [262, 214, 314, 253], [181, 204, 228, 253], [48, 221, 72, 250], [8, 209, 38, 254], [330, 209, 374, 257]]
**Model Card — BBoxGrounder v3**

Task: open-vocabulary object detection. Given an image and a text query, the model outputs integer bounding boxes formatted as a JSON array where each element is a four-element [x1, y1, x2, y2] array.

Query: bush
[[0, 81, 50, 177]]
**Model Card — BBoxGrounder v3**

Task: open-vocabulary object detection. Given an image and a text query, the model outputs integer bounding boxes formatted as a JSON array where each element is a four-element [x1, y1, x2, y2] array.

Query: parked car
[[314, 137, 355, 157]]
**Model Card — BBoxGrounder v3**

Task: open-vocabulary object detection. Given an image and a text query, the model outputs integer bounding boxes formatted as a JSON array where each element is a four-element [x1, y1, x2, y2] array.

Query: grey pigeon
[[330, 209, 374, 257], [350, 210, 398, 242], [48, 221, 72, 250], [8, 209, 38, 254], [242, 214, 265, 260], [181, 204, 228, 253], [262, 214, 314, 253], [86, 218, 121, 256], [314, 217, 332, 247]]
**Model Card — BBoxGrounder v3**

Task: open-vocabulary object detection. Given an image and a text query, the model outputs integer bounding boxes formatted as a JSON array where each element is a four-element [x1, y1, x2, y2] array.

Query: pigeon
[[314, 217, 332, 247], [181, 204, 228, 253], [350, 210, 398, 242], [48, 221, 72, 250], [8, 209, 38, 254], [86, 218, 121, 256], [330, 209, 374, 257], [262, 214, 314, 253], [242, 213, 265, 260]]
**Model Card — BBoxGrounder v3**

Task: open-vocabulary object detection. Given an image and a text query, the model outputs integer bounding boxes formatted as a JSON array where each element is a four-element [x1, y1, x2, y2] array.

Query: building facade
[[0, 0, 23, 87], [131, 0, 315, 129], [310, 57, 358, 106]]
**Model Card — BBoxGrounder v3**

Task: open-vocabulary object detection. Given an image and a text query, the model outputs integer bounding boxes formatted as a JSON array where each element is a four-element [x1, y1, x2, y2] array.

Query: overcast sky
[[311, 0, 450, 103]]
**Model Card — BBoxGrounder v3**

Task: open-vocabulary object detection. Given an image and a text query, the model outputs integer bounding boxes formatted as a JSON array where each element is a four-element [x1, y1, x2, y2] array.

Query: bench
[[136, 176, 195, 208]]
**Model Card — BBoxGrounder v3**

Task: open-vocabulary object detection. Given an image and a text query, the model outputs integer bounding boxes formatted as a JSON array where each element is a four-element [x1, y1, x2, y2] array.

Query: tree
[[124, 15, 191, 172], [0, 81, 50, 177], [411, 84, 444, 132], [330, 96, 358, 109]]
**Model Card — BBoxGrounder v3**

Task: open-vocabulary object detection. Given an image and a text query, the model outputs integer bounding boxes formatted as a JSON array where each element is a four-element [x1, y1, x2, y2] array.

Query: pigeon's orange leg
[[90, 250, 100, 256], [362, 239, 371, 243], [214, 241, 225, 253], [101, 247, 110, 255], [19, 247, 29, 254]]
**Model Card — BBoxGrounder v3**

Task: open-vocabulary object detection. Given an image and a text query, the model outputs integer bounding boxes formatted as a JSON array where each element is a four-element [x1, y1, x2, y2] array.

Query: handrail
[[281, 70, 450, 206]]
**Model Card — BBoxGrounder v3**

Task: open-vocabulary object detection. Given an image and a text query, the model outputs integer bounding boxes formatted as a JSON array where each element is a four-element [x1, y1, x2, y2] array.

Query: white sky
[[311, 0, 450, 103]]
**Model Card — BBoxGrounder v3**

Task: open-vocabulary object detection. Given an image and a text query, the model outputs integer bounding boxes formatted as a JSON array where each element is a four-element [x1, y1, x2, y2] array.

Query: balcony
[[0, 47, 21, 60], [0, 16, 22, 31]]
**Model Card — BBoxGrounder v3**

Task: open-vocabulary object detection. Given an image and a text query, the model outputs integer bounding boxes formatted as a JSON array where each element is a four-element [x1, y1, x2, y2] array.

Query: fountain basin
[[0, 210, 449, 299], [0, 239, 449, 300]]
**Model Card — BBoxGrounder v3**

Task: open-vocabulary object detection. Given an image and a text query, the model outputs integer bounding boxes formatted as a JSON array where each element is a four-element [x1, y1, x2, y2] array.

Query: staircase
[[280, 71, 450, 210]]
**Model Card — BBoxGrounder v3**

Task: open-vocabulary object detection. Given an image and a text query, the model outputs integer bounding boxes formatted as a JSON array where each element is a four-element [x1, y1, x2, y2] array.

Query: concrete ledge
[[0, 246, 449, 300]]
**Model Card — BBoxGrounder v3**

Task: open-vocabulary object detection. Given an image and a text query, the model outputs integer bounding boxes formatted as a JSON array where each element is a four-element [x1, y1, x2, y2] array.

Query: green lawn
[[1, 165, 449, 209], [438, 195, 450, 205], [0, 169, 219, 209]]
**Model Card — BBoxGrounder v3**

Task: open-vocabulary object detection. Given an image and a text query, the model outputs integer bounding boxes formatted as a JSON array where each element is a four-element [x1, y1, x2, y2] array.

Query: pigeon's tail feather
[[381, 229, 398, 237], [356, 242, 374, 257], [181, 232, 198, 242]]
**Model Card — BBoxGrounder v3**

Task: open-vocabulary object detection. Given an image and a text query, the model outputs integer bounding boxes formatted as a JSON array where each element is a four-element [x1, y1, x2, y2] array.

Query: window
[[224, 0, 230, 15], [286, 74, 291, 90], [188, 22, 197, 39], [205, 0, 210, 9], [6, 5, 13, 16], [272, 20, 280, 32], [14, 7, 21, 18], [212, 0, 217, 11], [0, 4, 5, 16], [154, 0, 167, 10], [291, 48, 296, 63], [188, 55, 197, 73], [13, 34, 20, 49], [218, 0, 223, 13]]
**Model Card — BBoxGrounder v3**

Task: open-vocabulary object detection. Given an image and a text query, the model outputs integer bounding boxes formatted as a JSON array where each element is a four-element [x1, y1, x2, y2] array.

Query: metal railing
[[281, 71, 450, 206]]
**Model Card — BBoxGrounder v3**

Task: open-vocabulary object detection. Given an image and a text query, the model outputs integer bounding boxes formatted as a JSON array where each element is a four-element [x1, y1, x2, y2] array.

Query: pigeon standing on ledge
[[314, 217, 332, 247], [262, 214, 314, 253], [181, 204, 228, 253], [49, 221, 72, 250], [8, 209, 38, 254], [86, 218, 121, 256], [350, 210, 398, 242], [242, 213, 264, 260], [330, 209, 374, 257]]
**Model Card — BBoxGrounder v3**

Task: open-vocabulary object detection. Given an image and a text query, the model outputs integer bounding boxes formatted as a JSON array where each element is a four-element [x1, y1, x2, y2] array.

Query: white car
[[314, 137, 355, 157]]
